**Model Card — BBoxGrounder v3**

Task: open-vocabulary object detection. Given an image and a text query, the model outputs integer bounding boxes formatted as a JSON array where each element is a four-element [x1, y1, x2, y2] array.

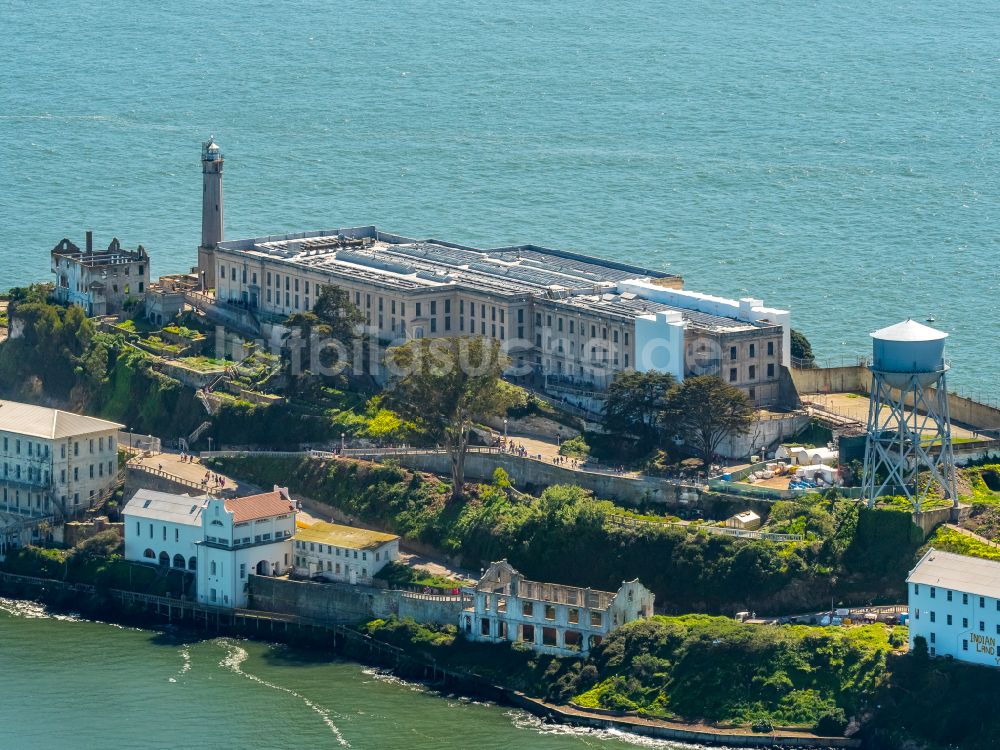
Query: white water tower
[[862, 319, 957, 512]]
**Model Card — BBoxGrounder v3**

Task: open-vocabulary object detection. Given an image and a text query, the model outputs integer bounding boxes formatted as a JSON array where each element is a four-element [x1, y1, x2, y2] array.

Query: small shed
[[724, 510, 762, 531]]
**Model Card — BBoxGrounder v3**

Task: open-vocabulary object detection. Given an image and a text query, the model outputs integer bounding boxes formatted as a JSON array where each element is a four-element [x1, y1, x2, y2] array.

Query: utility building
[[461, 560, 654, 657], [292, 521, 400, 585]]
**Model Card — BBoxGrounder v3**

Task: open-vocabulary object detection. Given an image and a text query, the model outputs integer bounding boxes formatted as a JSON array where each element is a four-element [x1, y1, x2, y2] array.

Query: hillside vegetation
[[363, 614, 897, 734], [210, 454, 923, 615]]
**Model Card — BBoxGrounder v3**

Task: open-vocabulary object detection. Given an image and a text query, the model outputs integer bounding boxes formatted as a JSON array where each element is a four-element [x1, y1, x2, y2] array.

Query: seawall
[[247, 574, 464, 627]]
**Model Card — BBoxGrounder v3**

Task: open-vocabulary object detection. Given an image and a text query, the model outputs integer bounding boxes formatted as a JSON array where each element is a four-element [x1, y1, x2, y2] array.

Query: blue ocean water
[[1, 1, 998, 397]]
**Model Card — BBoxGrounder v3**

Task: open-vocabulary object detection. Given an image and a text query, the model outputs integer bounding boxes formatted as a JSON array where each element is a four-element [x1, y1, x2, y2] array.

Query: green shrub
[[559, 435, 591, 459]]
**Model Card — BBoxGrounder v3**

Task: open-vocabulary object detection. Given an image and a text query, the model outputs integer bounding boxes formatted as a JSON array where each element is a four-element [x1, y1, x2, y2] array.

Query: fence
[[119, 431, 161, 455], [607, 514, 803, 542]]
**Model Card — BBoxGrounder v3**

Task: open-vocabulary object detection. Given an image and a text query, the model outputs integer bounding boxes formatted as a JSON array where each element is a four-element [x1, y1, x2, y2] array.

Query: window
[[749, 365, 756, 380], [522, 602, 533, 617], [730, 346, 738, 360], [929, 611, 936, 622], [980, 621, 986, 632], [913, 584, 920, 595], [544, 605, 556, 620], [591, 611, 602, 627], [240, 563, 247, 579], [963, 617, 969, 628], [729, 367, 737, 382], [963, 593, 969, 605], [415, 302, 421, 317], [980, 596, 986, 608], [211, 561, 217, 575], [963, 639, 969, 651], [767, 363, 775, 378], [930, 587, 936, 599], [930, 632, 936, 643], [568, 608, 579, 624], [749, 343, 756, 357], [947, 614, 952, 625]]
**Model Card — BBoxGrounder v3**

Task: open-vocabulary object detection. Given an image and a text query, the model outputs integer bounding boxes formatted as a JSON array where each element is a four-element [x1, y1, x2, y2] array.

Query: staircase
[[189, 421, 213, 445]]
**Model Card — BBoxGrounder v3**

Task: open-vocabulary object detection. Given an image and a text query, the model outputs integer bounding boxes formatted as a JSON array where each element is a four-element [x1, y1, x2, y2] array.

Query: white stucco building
[[199, 490, 296, 608], [908, 548, 1000, 667], [123, 489, 205, 572], [461, 560, 655, 657], [292, 521, 399, 585], [123, 486, 297, 608], [0, 399, 122, 518]]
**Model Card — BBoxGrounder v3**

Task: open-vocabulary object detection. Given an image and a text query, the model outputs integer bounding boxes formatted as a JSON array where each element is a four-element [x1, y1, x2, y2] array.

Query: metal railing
[[607, 514, 803, 542]]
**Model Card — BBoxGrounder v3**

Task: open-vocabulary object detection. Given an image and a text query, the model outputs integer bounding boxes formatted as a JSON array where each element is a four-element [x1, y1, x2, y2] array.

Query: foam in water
[[218, 639, 350, 747], [506, 710, 715, 749], [0, 597, 82, 623]]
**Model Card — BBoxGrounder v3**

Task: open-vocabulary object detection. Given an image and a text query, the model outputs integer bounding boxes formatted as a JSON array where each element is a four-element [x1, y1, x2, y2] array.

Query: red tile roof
[[225, 489, 295, 524]]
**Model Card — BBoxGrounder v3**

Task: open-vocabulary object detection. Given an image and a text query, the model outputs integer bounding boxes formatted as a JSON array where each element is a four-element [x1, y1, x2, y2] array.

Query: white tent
[[795, 464, 837, 484]]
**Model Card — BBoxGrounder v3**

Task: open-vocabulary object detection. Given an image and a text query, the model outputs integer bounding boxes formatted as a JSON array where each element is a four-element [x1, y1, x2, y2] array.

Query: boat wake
[[218, 640, 350, 747]]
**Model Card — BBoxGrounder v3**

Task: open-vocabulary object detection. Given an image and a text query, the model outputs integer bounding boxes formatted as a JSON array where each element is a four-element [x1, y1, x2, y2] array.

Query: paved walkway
[[130, 451, 263, 497], [802, 392, 981, 440], [945, 523, 1000, 548]]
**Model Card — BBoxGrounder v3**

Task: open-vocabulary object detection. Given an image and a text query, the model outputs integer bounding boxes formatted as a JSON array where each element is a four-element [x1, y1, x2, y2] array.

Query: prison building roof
[[0, 400, 124, 440], [546, 293, 778, 333], [294, 521, 399, 551], [216, 226, 681, 298]]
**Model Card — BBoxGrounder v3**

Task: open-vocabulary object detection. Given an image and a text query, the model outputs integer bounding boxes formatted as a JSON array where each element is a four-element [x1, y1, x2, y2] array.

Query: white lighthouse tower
[[197, 138, 224, 289]]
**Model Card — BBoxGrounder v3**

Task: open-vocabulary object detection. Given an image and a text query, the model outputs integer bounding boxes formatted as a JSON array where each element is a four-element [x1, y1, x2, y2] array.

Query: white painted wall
[[909, 582, 1000, 667], [1, 428, 119, 515], [634, 310, 686, 382], [618, 279, 792, 367], [123, 512, 202, 571]]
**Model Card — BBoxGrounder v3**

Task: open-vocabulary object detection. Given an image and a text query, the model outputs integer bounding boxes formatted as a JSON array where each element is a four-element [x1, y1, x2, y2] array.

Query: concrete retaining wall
[[247, 575, 462, 626], [792, 365, 1000, 432], [912, 505, 971, 538]]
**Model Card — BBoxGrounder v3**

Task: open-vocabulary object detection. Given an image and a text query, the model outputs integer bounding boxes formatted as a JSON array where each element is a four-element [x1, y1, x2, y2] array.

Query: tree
[[660, 375, 756, 464], [283, 285, 365, 376], [386, 336, 518, 500], [790, 329, 815, 367], [602, 370, 676, 443]]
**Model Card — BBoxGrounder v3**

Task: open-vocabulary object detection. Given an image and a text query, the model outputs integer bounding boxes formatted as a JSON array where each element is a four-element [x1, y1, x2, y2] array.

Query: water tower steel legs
[[863, 371, 957, 513]]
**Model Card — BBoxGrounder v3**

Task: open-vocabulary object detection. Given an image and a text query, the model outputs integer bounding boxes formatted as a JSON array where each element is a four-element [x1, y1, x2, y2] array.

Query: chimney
[[86, 230, 93, 254]]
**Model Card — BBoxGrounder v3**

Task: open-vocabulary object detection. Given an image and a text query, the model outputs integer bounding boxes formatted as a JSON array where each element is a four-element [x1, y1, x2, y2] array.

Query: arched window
[[210, 561, 217, 575], [188, 557, 197, 571], [143, 548, 155, 559], [158, 551, 169, 567], [173, 554, 186, 569]]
